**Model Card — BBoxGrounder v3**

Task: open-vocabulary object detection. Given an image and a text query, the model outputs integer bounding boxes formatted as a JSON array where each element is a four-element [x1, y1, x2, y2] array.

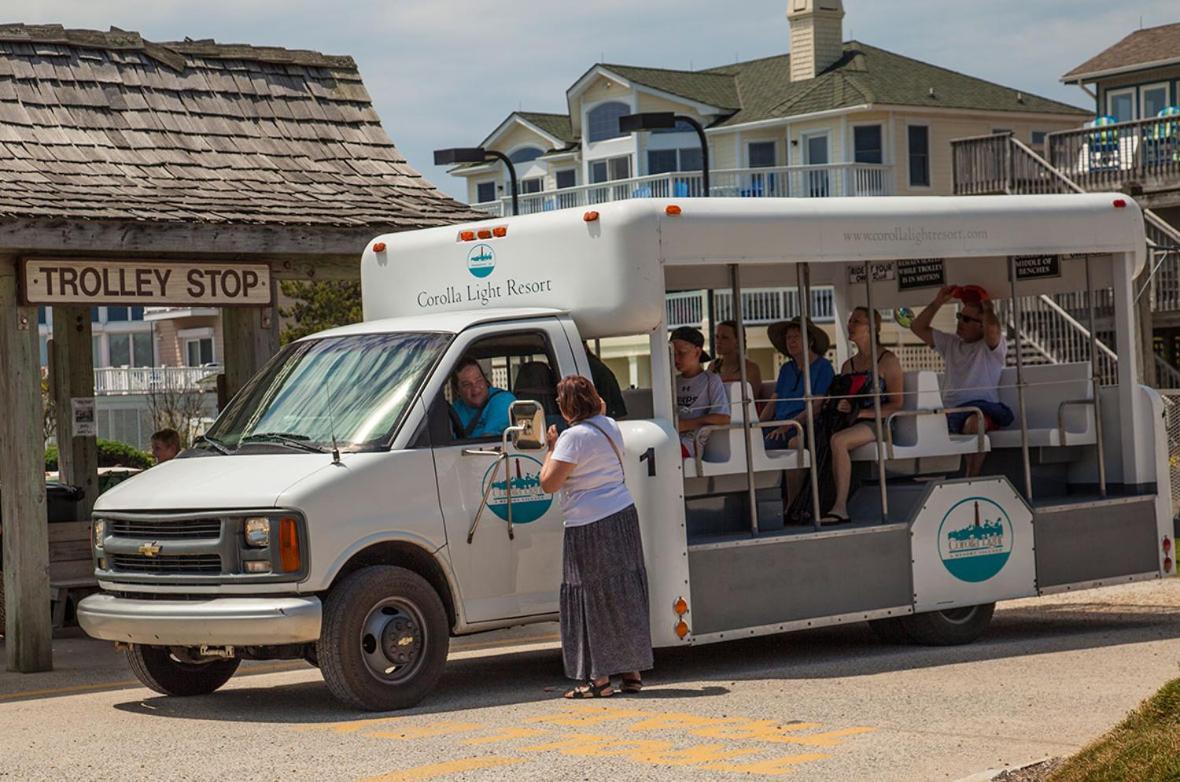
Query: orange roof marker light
[[1113, 198, 1127, 208], [583, 210, 600, 222], [371, 241, 386, 253], [492, 226, 508, 238], [477, 228, 493, 239], [665, 204, 682, 216], [458, 230, 476, 242]]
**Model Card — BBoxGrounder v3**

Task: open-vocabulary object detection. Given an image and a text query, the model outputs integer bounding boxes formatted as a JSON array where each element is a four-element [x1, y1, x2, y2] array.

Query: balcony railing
[[1046, 115, 1180, 194], [94, 365, 221, 396], [665, 288, 836, 329], [472, 163, 894, 216]]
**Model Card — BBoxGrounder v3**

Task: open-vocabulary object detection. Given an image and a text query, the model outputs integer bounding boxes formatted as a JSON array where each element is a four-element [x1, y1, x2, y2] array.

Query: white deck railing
[[665, 288, 836, 329], [472, 163, 894, 216], [94, 366, 220, 396]]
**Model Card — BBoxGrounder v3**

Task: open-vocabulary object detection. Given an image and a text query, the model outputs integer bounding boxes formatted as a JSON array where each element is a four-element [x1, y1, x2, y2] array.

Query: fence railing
[[471, 163, 894, 216], [1046, 115, 1180, 193], [665, 288, 836, 329], [998, 295, 1119, 385], [94, 366, 220, 396]]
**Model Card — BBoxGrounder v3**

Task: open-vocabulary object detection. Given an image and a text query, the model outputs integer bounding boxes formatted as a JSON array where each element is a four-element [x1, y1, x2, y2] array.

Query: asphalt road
[[2, 579, 1178, 782]]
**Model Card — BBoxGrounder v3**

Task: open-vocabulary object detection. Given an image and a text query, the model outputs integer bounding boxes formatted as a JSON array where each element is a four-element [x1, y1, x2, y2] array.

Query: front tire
[[126, 645, 240, 696], [317, 566, 449, 711], [900, 603, 995, 646]]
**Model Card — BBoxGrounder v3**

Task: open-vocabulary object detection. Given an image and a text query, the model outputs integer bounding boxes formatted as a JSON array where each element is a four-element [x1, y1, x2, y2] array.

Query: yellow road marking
[[462, 727, 549, 745], [369, 721, 482, 740], [361, 756, 524, 782], [703, 752, 830, 775], [527, 706, 646, 727]]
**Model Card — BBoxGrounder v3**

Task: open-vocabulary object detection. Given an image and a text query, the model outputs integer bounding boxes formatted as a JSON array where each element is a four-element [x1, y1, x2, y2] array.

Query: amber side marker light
[[371, 241, 387, 253], [279, 517, 301, 573], [583, 210, 600, 222], [665, 204, 682, 216], [674, 597, 689, 616], [674, 620, 690, 639]]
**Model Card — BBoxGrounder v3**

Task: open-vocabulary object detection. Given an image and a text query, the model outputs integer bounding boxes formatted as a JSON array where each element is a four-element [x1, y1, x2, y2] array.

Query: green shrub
[[45, 439, 153, 472]]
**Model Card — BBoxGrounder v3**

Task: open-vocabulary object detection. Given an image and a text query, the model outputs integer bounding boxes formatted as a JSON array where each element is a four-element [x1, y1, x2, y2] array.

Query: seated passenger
[[451, 357, 517, 439], [583, 341, 628, 419], [670, 326, 731, 459], [910, 285, 1013, 477], [764, 318, 835, 449], [825, 307, 903, 524], [708, 320, 763, 391]]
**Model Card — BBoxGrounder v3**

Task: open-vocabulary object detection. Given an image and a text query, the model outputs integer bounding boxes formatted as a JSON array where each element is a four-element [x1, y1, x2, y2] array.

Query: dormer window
[[587, 101, 630, 143], [508, 147, 544, 164]]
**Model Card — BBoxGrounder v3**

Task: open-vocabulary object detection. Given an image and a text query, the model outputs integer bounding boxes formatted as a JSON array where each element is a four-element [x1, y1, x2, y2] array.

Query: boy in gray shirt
[[669, 326, 731, 458]]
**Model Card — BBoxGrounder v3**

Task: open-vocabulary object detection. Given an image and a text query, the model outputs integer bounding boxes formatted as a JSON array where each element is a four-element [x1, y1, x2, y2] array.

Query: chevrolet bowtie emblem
[[138, 542, 162, 557]]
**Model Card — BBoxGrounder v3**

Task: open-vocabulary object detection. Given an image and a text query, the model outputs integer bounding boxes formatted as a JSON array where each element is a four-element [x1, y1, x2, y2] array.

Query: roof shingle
[[1062, 22, 1180, 82]]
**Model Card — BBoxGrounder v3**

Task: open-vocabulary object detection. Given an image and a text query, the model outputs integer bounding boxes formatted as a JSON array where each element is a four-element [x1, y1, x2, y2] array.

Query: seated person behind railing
[[910, 285, 1013, 477], [583, 341, 628, 419], [670, 326, 731, 459], [763, 318, 834, 449], [826, 308, 903, 524], [451, 357, 517, 439], [708, 320, 763, 391]]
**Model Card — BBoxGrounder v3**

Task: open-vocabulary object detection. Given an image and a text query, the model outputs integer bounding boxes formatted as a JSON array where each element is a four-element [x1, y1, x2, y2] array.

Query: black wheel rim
[[939, 606, 978, 624], [359, 597, 428, 685]]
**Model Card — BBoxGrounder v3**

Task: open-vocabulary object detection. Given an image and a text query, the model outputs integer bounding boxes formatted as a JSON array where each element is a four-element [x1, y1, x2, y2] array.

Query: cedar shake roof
[[0, 24, 478, 228], [1062, 22, 1180, 82]]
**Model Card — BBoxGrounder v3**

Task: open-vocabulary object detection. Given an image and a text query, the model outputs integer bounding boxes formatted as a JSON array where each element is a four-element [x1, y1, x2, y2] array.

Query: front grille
[[109, 518, 223, 540], [108, 554, 223, 575]]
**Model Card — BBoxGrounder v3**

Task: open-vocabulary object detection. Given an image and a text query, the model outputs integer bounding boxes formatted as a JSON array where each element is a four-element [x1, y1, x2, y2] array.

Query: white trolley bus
[[79, 194, 1174, 710]]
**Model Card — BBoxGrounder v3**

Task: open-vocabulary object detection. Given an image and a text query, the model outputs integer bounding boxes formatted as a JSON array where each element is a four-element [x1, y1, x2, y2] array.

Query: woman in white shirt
[[540, 374, 653, 699]]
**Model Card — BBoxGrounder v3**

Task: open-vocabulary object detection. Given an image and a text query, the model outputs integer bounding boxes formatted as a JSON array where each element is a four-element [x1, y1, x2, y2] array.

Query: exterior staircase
[[953, 132, 1180, 388]]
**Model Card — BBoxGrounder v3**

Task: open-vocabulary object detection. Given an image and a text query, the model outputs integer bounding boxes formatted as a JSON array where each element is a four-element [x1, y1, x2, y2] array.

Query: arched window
[[508, 146, 544, 165], [586, 101, 630, 143]]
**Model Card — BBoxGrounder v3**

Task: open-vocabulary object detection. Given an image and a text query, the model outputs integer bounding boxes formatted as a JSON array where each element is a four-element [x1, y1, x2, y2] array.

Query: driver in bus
[[910, 285, 1014, 476], [450, 357, 517, 439]]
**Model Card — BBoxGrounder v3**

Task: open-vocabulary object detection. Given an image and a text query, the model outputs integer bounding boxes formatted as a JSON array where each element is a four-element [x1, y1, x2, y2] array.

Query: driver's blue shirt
[[453, 388, 516, 438]]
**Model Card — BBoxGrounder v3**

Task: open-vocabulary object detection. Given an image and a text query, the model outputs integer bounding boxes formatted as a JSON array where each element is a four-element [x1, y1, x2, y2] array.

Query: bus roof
[[305, 308, 565, 340]]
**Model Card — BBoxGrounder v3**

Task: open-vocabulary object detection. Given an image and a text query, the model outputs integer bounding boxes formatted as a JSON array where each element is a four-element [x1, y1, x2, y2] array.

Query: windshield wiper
[[240, 432, 330, 454], [192, 434, 232, 455]]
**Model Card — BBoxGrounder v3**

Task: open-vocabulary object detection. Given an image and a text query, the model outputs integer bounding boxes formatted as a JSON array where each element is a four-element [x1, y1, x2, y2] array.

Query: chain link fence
[[1160, 391, 1180, 520]]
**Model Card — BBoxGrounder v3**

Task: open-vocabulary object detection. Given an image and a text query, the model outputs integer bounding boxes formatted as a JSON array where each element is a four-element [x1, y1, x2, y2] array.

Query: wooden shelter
[[0, 24, 478, 671]]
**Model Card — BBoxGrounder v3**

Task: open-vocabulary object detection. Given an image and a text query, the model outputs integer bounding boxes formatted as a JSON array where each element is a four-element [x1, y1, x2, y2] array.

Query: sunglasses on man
[[956, 312, 983, 325]]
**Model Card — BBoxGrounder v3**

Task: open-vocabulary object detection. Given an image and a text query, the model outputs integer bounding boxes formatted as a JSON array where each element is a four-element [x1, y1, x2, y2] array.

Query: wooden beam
[[0, 256, 52, 672], [222, 279, 281, 402], [50, 306, 99, 520]]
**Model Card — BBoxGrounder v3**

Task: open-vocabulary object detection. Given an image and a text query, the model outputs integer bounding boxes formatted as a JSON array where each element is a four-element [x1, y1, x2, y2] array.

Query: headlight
[[243, 517, 270, 547], [93, 519, 106, 550]]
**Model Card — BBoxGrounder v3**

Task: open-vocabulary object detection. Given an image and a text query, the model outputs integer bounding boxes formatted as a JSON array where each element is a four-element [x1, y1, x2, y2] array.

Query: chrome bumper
[[77, 593, 322, 646]]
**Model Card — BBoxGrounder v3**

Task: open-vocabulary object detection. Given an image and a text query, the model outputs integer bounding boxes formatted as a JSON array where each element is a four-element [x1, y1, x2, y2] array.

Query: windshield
[[204, 332, 450, 452]]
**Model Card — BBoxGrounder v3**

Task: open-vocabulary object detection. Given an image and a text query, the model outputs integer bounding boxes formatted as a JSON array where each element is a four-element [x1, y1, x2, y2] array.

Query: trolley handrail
[[884, 406, 987, 460]]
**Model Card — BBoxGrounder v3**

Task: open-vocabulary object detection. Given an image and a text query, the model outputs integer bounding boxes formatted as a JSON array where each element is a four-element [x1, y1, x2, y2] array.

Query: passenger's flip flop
[[820, 513, 851, 525]]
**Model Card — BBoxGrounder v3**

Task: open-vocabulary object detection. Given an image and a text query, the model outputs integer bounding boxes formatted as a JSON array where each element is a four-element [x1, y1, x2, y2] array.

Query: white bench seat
[[988, 363, 1097, 448], [683, 382, 809, 478]]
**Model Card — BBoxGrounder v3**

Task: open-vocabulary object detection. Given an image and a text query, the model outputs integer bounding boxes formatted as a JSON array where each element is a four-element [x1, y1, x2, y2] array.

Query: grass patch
[[1048, 677, 1180, 782]]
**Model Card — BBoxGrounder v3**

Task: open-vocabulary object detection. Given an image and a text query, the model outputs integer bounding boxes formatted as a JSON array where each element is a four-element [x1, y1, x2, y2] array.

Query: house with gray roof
[[448, 0, 1087, 214]]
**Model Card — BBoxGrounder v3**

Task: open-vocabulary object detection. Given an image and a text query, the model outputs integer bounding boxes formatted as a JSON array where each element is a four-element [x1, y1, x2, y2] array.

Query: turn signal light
[[492, 225, 508, 238], [674, 597, 688, 616], [674, 620, 690, 639], [279, 517, 300, 573], [583, 210, 599, 222], [1113, 199, 1127, 208], [372, 241, 386, 253], [665, 204, 682, 216]]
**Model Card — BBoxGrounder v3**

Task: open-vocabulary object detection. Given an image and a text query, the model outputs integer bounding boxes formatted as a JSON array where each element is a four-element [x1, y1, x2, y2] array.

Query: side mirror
[[508, 400, 546, 450]]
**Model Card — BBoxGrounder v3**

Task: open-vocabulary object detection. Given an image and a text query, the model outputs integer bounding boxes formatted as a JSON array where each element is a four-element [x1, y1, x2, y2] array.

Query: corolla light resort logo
[[937, 497, 1013, 583], [481, 454, 552, 523], [467, 243, 495, 278]]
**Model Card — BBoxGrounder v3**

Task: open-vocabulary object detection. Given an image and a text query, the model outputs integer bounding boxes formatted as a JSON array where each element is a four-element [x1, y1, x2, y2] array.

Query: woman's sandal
[[564, 680, 613, 699], [620, 677, 643, 694], [820, 512, 851, 525]]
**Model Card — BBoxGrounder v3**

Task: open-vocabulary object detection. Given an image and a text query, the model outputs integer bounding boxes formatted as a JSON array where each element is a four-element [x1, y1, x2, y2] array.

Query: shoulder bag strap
[[580, 420, 626, 479]]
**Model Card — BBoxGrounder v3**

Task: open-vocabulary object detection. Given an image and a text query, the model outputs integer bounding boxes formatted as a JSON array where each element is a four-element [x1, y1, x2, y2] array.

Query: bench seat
[[988, 363, 1096, 449]]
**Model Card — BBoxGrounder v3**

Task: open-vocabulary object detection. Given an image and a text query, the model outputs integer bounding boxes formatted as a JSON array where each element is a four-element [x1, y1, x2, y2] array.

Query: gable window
[[1141, 83, 1169, 119], [1031, 131, 1047, 149], [476, 181, 497, 204], [508, 147, 544, 165], [520, 177, 543, 194], [907, 125, 930, 187], [748, 141, 776, 168], [853, 125, 883, 164], [1106, 88, 1134, 122], [590, 155, 631, 183], [586, 101, 630, 143], [651, 118, 697, 135], [648, 149, 677, 175], [555, 169, 576, 189]]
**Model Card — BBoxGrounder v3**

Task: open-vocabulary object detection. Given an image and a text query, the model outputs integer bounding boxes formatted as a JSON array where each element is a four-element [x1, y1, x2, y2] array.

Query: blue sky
[[27, 0, 1179, 200]]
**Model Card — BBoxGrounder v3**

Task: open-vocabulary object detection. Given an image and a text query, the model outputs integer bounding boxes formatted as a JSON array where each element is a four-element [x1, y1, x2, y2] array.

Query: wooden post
[[50, 306, 99, 520], [221, 279, 279, 403], [0, 257, 53, 672]]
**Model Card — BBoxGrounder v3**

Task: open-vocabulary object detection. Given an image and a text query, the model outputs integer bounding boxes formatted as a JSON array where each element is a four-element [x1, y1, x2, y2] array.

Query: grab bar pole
[[730, 263, 760, 535], [864, 261, 889, 523], [1085, 255, 1108, 497], [1009, 256, 1034, 500], [798, 262, 823, 530]]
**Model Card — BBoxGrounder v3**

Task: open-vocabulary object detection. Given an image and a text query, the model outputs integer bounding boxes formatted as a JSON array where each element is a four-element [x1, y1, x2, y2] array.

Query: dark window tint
[[476, 181, 497, 203], [748, 141, 776, 168], [679, 147, 702, 171], [908, 125, 930, 187], [520, 178, 543, 194], [648, 149, 677, 175], [586, 102, 630, 143], [853, 125, 883, 164], [508, 147, 543, 164], [107, 306, 129, 321], [130, 306, 144, 320], [37, 305, 46, 325], [555, 169, 576, 189]]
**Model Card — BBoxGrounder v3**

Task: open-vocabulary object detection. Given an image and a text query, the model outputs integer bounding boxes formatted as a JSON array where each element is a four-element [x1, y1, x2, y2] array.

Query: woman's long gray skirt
[[560, 504, 654, 681]]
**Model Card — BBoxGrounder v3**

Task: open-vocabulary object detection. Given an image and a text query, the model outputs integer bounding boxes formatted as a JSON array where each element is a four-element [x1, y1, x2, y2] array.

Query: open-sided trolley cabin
[[77, 194, 1173, 710]]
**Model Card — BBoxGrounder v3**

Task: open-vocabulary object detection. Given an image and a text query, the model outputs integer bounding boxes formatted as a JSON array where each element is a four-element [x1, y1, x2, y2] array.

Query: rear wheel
[[125, 645, 240, 696], [317, 565, 449, 711], [900, 603, 995, 646]]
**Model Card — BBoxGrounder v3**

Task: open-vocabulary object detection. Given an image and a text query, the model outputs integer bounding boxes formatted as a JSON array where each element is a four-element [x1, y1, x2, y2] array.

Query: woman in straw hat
[[764, 318, 835, 450]]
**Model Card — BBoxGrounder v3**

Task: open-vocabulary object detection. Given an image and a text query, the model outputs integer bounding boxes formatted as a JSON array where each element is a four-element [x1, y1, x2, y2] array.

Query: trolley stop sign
[[21, 258, 271, 306]]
